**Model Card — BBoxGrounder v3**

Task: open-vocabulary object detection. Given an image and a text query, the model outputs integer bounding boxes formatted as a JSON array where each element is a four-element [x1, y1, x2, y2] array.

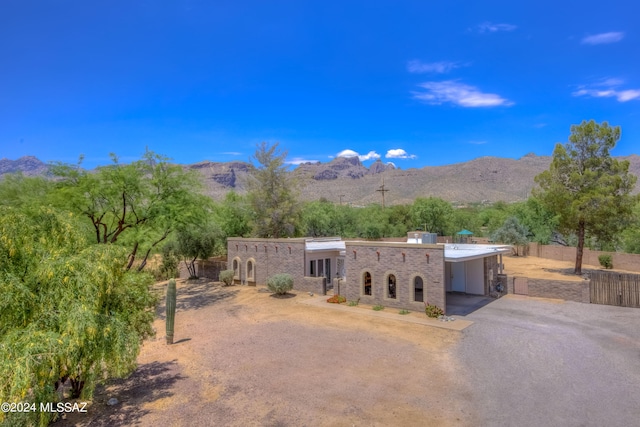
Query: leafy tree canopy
[[534, 120, 638, 274], [246, 142, 300, 238], [0, 207, 157, 426], [50, 150, 209, 270], [411, 197, 454, 236]]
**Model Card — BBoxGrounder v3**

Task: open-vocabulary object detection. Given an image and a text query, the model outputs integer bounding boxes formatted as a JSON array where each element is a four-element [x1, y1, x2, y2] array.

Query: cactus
[[166, 278, 176, 344]]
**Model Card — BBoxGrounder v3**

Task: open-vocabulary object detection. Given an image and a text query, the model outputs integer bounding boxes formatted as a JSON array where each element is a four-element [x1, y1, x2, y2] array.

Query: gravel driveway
[[455, 295, 640, 427]]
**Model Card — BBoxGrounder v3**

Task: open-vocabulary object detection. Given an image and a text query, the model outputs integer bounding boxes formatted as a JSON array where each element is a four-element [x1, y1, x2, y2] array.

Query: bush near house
[[219, 270, 235, 286], [267, 273, 294, 295], [327, 295, 346, 303], [425, 303, 444, 318], [598, 254, 614, 269]]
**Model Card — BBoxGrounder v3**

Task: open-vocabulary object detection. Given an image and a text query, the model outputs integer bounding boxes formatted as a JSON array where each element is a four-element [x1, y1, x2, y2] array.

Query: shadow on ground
[[55, 360, 184, 427], [446, 292, 496, 316], [156, 281, 239, 319]]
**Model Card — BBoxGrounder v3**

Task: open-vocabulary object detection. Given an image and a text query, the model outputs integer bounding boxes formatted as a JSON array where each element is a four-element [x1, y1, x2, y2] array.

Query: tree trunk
[[126, 241, 139, 271], [575, 220, 585, 275], [69, 378, 85, 398]]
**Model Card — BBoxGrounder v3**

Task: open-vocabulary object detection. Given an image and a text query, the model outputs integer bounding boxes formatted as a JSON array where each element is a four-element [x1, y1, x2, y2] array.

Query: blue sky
[[1, 0, 638, 169]]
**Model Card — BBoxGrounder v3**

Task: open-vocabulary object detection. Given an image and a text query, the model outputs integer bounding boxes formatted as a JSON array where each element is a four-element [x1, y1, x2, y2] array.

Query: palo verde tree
[[534, 120, 638, 274], [51, 150, 208, 271], [246, 142, 300, 238], [0, 206, 156, 426]]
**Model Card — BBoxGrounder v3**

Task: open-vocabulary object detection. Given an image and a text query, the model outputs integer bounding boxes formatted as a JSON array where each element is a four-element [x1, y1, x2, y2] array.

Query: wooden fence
[[590, 271, 640, 308]]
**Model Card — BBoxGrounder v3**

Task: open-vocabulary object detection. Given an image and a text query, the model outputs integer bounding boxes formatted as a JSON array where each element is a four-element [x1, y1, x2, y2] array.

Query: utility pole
[[339, 194, 345, 205], [376, 177, 390, 208]]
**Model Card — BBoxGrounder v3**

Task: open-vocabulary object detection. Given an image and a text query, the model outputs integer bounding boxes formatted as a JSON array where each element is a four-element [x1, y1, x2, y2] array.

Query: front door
[[324, 258, 332, 290], [451, 262, 466, 293]]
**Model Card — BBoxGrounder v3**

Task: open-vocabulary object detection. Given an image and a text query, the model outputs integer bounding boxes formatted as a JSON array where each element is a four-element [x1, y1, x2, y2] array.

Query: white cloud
[[336, 149, 359, 158], [468, 140, 487, 145], [407, 60, 460, 74], [573, 78, 640, 102], [286, 157, 319, 165], [387, 162, 397, 168], [221, 151, 242, 155], [336, 149, 380, 161], [475, 22, 517, 33], [359, 151, 381, 161], [581, 32, 624, 45], [412, 80, 514, 107], [386, 148, 417, 159]]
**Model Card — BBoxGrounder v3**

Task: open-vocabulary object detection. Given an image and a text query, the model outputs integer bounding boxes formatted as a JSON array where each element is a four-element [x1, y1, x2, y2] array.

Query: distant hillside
[[0, 156, 50, 176], [3, 154, 639, 205], [188, 153, 640, 205]]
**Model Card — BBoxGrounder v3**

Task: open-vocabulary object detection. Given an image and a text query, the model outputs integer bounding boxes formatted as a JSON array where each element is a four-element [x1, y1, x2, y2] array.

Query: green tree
[[411, 197, 454, 235], [214, 191, 252, 238], [0, 173, 54, 210], [491, 216, 530, 255], [621, 199, 640, 254], [301, 200, 338, 237], [0, 207, 157, 426], [509, 197, 559, 244], [534, 120, 638, 274], [176, 222, 223, 278], [246, 142, 300, 238], [51, 151, 208, 271]]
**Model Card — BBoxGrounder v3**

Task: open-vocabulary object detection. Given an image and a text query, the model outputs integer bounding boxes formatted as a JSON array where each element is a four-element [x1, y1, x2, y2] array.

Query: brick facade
[[227, 238, 307, 286], [343, 241, 446, 312], [510, 276, 590, 303]]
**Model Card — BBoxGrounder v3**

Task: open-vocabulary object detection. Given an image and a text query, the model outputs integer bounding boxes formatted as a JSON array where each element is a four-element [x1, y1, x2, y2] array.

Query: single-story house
[[227, 235, 511, 313]]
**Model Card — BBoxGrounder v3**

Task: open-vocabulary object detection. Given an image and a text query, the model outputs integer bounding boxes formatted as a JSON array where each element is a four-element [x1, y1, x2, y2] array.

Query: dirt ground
[[56, 255, 633, 426], [502, 254, 637, 282], [58, 279, 471, 427]]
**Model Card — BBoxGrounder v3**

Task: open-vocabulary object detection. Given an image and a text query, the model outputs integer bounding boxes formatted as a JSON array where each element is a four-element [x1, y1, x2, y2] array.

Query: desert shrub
[[327, 295, 346, 304], [598, 254, 613, 269], [399, 309, 410, 315], [425, 303, 444, 318], [267, 273, 294, 295], [158, 242, 180, 280], [347, 300, 359, 306], [219, 269, 235, 286], [372, 304, 384, 311]]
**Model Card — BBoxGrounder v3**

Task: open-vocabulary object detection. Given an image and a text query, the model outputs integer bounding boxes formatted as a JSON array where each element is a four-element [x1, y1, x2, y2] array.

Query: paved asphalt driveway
[[455, 295, 640, 427]]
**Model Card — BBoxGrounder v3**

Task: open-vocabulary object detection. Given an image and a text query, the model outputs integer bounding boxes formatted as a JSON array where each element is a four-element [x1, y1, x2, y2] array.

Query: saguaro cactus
[[166, 278, 176, 344]]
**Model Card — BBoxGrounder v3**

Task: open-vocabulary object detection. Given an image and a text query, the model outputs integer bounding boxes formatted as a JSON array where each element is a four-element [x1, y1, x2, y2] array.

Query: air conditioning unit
[[422, 233, 438, 244]]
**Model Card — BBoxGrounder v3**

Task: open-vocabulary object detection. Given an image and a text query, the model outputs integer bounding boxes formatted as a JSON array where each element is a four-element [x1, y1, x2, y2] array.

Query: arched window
[[247, 259, 254, 281], [363, 272, 372, 296], [414, 276, 424, 302], [232, 257, 241, 279], [387, 274, 396, 299]]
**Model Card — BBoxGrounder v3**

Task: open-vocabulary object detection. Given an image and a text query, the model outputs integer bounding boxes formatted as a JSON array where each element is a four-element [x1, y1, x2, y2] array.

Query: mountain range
[[2, 154, 639, 205]]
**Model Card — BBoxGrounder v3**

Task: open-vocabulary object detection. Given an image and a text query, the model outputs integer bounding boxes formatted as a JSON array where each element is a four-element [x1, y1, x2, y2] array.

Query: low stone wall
[[513, 276, 590, 303], [296, 276, 327, 295]]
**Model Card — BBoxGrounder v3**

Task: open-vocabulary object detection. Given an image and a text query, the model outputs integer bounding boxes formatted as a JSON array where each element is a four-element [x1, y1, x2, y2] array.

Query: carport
[[444, 244, 511, 295]]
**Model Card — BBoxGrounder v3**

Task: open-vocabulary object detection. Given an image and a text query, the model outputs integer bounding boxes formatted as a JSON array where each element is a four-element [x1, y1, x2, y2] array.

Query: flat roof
[[305, 238, 346, 252], [406, 239, 512, 262]]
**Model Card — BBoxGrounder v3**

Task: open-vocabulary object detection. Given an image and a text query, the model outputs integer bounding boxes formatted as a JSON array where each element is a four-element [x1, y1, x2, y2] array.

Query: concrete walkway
[[298, 294, 473, 331]]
